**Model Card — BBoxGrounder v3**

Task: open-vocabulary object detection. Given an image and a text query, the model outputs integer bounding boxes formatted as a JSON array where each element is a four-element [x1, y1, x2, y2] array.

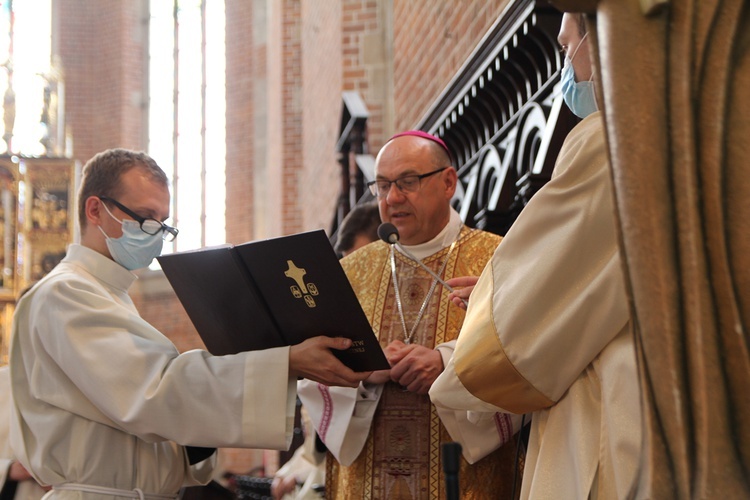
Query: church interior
[[1, 0, 747, 498]]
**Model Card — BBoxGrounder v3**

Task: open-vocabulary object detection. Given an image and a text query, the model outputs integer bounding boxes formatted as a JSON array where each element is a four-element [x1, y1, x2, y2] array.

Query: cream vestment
[[10, 244, 297, 500], [431, 113, 642, 499], [0, 365, 46, 500]]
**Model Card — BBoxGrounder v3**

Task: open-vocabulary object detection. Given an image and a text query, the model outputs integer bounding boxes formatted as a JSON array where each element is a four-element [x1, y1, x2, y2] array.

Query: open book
[[157, 229, 389, 371]]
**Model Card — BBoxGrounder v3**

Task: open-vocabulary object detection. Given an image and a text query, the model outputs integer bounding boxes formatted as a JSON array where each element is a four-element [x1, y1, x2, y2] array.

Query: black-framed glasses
[[367, 167, 448, 199], [99, 196, 179, 242]]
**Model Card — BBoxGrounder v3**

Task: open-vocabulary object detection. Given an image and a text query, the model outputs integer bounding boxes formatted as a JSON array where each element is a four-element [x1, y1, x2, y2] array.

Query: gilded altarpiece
[[0, 156, 76, 364]]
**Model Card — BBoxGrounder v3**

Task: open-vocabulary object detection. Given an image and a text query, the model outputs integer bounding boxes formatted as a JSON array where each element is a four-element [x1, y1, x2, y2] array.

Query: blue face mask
[[98, 204, 164, 270], [561, 34, 598, 119]]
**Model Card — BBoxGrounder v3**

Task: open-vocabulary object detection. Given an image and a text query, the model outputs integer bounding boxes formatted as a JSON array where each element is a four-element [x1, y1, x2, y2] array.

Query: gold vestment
[[328, 227, 521, 500]]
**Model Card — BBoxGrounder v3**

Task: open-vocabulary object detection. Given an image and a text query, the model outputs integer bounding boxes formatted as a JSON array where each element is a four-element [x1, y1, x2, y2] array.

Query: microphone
[[377, 223, 468, 306], [377, 222, 399, 245], [442, 442, 462, 500]]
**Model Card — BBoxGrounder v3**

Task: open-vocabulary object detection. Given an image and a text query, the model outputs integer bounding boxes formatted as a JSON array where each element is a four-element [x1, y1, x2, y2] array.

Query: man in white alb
[[8, 148, 368, 500]]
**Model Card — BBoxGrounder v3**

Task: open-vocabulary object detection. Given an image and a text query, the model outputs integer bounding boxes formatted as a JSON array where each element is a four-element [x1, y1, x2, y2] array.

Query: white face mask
[[98, 203, 164, 270]]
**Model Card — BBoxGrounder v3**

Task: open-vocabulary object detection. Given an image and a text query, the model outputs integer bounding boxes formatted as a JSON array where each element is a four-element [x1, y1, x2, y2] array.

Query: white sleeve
[[431, 344, 524, 464], [24, 278, 298, 450], [297, 379, 383, 466], [0, 459, 11, 492]]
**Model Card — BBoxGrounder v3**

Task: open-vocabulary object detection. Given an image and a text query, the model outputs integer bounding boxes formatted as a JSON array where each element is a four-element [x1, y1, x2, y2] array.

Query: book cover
[[157, 230, 389, 371]]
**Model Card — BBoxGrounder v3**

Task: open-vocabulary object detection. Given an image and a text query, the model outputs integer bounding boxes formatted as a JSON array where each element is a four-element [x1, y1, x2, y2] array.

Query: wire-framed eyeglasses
[[367, 167, 448, 199], [99, 196, 179, 242]]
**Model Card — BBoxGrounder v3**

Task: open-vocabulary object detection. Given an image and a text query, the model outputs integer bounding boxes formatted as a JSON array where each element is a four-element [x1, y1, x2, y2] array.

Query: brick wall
[[56, 0, 148, 164], [392, 0, 511, 132], [300, 1, 342, 231], [223, 0, 511, 240], [225, 0, 255, 244], [280, 0, 303, 235], [331, 0, 511, 159], [341, 0, 390, 152]]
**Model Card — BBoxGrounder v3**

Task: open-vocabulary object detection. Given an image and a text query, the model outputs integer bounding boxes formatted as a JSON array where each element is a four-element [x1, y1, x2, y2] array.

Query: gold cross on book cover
[[157, 229, 389, 371]]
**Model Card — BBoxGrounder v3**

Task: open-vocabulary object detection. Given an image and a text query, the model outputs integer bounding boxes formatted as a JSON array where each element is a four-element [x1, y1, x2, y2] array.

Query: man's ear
[[84, 196, 104, 227], [443, 167, 458, 199]]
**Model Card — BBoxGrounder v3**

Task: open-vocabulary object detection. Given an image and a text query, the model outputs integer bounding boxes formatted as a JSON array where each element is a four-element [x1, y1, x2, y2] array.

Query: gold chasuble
[[327, 226, 519, 500]]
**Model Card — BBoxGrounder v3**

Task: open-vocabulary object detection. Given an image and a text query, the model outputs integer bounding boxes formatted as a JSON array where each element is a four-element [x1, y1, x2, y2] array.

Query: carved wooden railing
[[333, 1, 574, 239], [416, 1, 575, 235]]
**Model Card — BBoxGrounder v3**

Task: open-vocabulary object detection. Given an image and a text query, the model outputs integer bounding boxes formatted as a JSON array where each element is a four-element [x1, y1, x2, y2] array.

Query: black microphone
[[377, 222, 399, 245], [442, 442, 462, 500], [377, 223, 468, 306]]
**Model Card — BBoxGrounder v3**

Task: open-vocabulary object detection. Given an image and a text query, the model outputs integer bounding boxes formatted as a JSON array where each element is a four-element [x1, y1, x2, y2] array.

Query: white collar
[[397, 207, 463, 261], [64, 244, 138, 291]]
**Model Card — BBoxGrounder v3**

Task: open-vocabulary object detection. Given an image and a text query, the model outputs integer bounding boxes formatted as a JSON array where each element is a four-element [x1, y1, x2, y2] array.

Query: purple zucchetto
[[387, 130, 452, 163]]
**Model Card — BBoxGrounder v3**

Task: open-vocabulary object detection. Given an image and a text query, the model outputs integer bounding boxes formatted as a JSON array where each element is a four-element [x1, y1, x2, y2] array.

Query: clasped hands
[[365, 340, 444, 394], [362, 275, 481, 394]]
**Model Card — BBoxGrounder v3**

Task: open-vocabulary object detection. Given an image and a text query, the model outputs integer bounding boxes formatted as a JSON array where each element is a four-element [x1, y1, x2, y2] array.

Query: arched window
[[149, 0, 226, 252]]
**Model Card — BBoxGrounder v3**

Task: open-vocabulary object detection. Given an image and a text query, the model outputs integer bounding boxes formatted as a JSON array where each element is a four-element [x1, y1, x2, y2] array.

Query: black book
[[157, 229, 389, 371]]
